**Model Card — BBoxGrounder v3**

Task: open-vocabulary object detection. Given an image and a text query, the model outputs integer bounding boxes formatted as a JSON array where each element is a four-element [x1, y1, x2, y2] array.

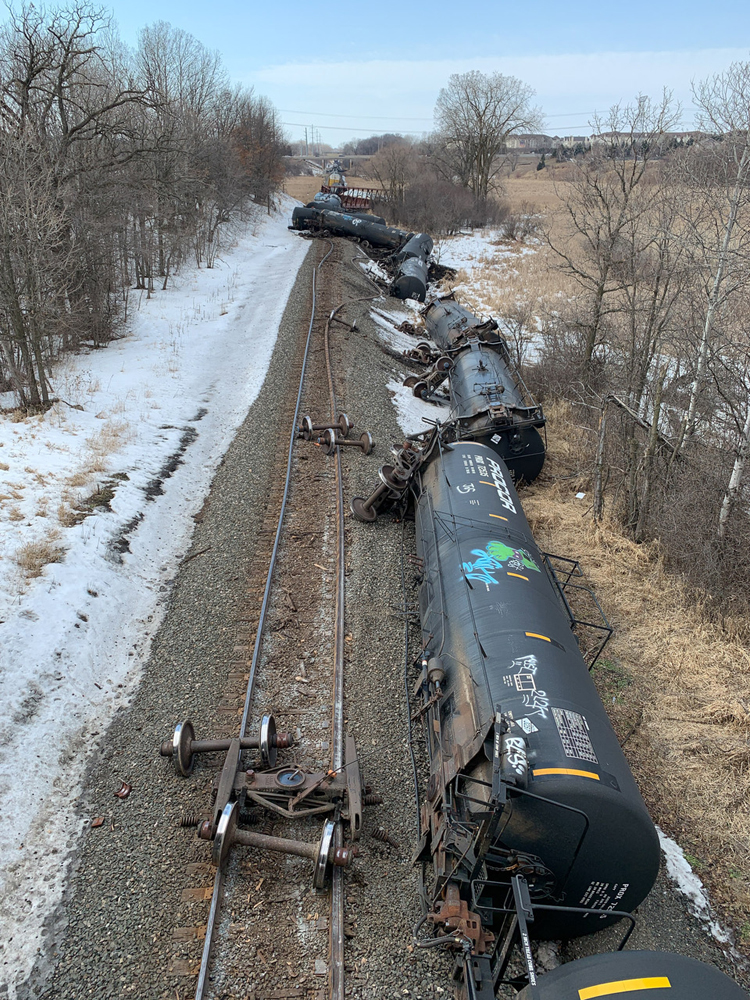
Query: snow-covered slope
[[0, 198, 309, 992]]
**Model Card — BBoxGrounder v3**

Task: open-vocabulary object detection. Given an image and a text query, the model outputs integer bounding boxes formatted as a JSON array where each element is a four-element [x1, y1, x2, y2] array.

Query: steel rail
[[195, 240, 334, 1000], [323, 249, 383, 1000], [323, 304, 347, 1000]]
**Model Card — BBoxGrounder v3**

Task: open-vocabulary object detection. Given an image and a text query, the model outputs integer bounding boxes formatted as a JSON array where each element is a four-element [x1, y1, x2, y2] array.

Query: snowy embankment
[[0, 198, 309, 991]]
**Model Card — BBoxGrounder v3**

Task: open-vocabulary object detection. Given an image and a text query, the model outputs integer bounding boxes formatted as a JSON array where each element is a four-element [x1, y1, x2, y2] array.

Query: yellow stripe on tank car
[[533, 767, 600, 781], [578, 977, 671, 998], [525, 631, 551, 641], [489, 513, 508, 521], [507, 572, 529, 581]]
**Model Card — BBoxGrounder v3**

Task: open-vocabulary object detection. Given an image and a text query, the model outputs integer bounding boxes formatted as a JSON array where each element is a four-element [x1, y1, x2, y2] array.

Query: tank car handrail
[[541, 552, 613, 670], [471, 881, 637, 952], [431, 508, 536, 552], [457, 774, 591, 898]]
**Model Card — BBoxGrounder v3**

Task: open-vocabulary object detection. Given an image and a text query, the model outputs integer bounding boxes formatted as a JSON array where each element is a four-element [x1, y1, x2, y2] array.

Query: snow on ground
[[386, 378, 448, 437], [370, 307, 430, 356], [359, 258, 389, 283], [436, 229, 534, 318], [367, 306, 447, 436], [0, 196, 309, 993], [657, 827, 735, 948]]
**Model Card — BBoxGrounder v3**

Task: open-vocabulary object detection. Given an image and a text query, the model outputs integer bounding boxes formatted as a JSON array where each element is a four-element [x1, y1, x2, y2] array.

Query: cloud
[[249, 48, 749, 139]]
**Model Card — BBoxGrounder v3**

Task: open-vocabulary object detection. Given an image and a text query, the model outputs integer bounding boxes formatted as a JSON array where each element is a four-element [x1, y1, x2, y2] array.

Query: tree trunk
[[635, 367, 666, 542], [673, 150, 750, 460], [593, 401, 609, 521], [718, 400, 750, 541]]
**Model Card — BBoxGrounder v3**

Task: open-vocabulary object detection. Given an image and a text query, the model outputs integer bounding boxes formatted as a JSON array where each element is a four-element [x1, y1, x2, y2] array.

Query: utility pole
[[304, 127, 308, 156]]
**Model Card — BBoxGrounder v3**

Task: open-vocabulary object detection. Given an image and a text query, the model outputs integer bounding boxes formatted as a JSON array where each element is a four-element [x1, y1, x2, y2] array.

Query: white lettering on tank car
[[476, 454, 517, 513]]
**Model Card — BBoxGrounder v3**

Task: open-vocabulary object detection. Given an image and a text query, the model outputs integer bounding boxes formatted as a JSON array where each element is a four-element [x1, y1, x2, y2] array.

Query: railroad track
[[160, 237, 382, 1000]]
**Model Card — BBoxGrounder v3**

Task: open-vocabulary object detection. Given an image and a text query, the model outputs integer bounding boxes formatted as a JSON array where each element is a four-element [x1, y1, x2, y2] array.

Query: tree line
[[519, 69, 750, 614], [350, 71, 543, 233], [0, 3, 285, 409], [351, 66, 750, 612]]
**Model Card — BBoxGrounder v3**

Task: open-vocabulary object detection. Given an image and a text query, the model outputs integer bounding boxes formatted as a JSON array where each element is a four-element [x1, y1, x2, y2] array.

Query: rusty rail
[[195, 242, 334, 1000]]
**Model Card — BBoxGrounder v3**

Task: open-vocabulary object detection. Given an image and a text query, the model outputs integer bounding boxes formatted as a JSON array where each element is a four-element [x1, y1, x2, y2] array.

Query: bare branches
[[433, 70, 543, 200], [0, 4, 284, 406]]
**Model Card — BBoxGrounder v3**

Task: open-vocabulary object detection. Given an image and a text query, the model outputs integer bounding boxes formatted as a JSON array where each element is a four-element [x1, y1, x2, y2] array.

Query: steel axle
[[298, 413, 353, 440], [161, 714, 292, 776], [204, 803, 356, 888], [321, 428, 374, 455]]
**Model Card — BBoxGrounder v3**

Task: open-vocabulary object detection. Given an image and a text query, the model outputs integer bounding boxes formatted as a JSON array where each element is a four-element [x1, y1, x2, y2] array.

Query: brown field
[[502, 162, 572, 213], [523, 402, 750, 950], [284, 163, 567, 216]]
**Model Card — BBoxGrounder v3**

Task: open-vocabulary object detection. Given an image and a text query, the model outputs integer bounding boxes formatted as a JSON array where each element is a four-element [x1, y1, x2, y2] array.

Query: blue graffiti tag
[[462, 542, 540, 585]]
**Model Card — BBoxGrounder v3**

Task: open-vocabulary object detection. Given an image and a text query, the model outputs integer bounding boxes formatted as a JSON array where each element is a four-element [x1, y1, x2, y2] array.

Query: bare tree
[[433, 70, 542, 199], [363, 138, 417, 211], [0, 5, 287, 405], [545, 93, 680, 373], [671, 62, 750, 459]]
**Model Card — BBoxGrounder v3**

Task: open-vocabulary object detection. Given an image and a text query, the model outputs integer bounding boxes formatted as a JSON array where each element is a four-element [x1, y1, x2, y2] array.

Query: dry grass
[[14, 534, 65, 578], [0, 461, 9, 471], [523, 401, 750, 947], [57, 502, 79, 527], [85, 419, 131, 470], [450, 242, 576, 322], [503, 168, 570, 213], [66, 470, 91, 487]]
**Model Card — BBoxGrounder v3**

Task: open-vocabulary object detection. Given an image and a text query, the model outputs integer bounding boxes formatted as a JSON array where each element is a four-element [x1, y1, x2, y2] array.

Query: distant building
[[505, 134, 555, 151]]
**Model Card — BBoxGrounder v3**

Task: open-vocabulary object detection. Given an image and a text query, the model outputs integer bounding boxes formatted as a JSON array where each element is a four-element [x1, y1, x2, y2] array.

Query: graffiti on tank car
[[503, 654, 539, 692], [462, 541, 540, 586], [478, 455, 517, 513], [521, 688, 550, 719], [500, 654, 550, 718], [503, 735, 528, 776]]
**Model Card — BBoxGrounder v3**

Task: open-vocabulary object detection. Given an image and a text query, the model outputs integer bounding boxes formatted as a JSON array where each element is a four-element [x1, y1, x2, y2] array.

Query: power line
[[282, 121, 425, 135], [280, 106, 600, 122], [279, 108, 434, 122]]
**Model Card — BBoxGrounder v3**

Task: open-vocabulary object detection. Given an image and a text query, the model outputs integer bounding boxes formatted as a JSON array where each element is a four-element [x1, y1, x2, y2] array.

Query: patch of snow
[[370, 309, 431, 356], [657, 827, 732, 946], [359, 258, 389, 282], [387, 378, 447, 437], [0, 196, 309, 997], [436, 229, 528, 275]]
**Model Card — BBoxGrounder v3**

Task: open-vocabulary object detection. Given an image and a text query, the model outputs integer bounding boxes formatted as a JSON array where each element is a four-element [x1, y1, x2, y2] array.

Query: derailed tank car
[[517, 950, 748, 999], [403, 299, 545, 481], [351, 436, 742, 997], [413, 442, 660, 944]]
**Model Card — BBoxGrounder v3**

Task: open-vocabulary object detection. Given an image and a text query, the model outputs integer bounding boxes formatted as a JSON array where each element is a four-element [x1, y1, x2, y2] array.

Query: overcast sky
[[12, 0, 750, 144]]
